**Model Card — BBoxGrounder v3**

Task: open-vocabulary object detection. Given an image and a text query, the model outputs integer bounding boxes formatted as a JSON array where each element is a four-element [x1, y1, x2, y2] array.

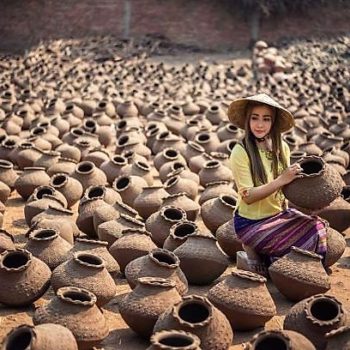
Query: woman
[[228, 93, 327, 276]]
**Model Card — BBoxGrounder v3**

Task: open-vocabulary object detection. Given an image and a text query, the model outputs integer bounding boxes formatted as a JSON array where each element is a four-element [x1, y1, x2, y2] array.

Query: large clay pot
[[269, 247, 330, 301], [325, 326, 350, 350], [0, 159, 18, 190], [47, 157, 78, 177], [173, 235, 228, 285], [113, 175, 148, 207], [0, 249, 51, 306], [183, 141, 205, 162], [25, 228, 71, 270], [1, 324, 78, 350], [148, 330, 201, 350], [245, 330, 316, 350], [0, 229, 15, 253], [282, 156, 344, 210], [51, 252, 116, 306], [198, 160, 233, 187], [119, 277, 182, 338], [324, 226, 346, 267], [154, 295, 233, 350], [33, 286, 109, 350], [216, 219, 243, 259], [15, 142, 42, 169], [154, 147, 186, 171], [164, 175, 198, 200], [208, 270, 276, 330], [198, 181, 237, 205], [125, 248, 188, 296], [72, 161, 107, 192], [34, 150, 60, 170], [284, 294, 347, 350]]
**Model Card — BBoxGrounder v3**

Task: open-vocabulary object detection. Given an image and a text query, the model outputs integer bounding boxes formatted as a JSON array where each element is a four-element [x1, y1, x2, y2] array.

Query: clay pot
[[148, 330, 201, 350], [15, 142, 42, 169], [146, 206, 187, 247], [125, 248, 188, 296], [282, 156, 344, 210], [120, 160, 154, 186], [84, 184, 121, 205], [163, 221, 199, 251], [92, 202, 120, 232], [117, 100, 139, 118], [164, 175, 198, 200], [183, 141, 205, 162], [161, 193, 200, 222], [0, 138, 18, 161], [47, 157, 78, 177], [25, 228, 72, 270], [297, 142, 323, 157], [193, 132, 220, 154], [55, 143, 81, 162], [27, 184, 68, 208], [208, 270, 276, 330], [50, 173, 83, 207], [113, 175, 147, 207], [119, 277, 182, 338], [0, 249, 51, 306], [154, 294, 233, 350], [0, 229, 15, 253], [198, 181, 237, 205], [14, 167, 51, 200], [33, 286, 109, 349], [290, 150, 307, 164], [201, 195, 236, 234], [205, 105, 227, 125], [134, 186, 169, 220], [0, 181, 11, 203], [72, 160, 107, 191], [216, 219, 243, 259], [199, 160, 233, 187], [167, 167, 200, 186], [83, 148, 110, 167], [154, 148, 186, 171], [109, 229, 157, 273], [269, 246, 330, 301], [284, 294, 346, 350], [173, 235, 228, 285], [245, 330, 316, 350], [100, 155, 128, 184], [0, 160, 18, 190], [51, 252, 116, 306], [34, 150, 60, 169], [325, 326, 350, 350], [70, 237, 119, 274], [324, 226, 346, 267], [1, 324, 78, 350], [188, 153, 213, 174], [217, 123, 241, 142], [159, 161, 188, 183]]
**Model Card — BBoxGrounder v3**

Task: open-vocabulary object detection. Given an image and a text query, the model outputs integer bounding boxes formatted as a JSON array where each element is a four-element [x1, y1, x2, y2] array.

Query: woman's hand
[[278, 163, 303, 186]]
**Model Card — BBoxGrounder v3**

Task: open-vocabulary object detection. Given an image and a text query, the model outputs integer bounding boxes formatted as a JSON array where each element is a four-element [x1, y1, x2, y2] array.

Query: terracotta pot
[[0, 138, 18, 162], [34, 150, 60, 170], [72, 161, 107, 191], [208, 270, 276, 330], [109, 229, 157, 273], [51, 252, 116, 306], [154, 148, 186, 171], [83, 148, 110, 167], [47, 157, 78, 177], [125, 248, 188, 296], [33, 286, 109, 349], [216, 219, 243, 259], [159, 160, 188, 183], [290, 150, 307, 164], [282, 156, 344, 210], [245, 330, 316, 350], [92, 202, 120, 233], [199, 160, 233, 187], [297, 142, 323, 157], [0, 181, 11, 203], [119, 277, 182, 338], [0, 160, 18, 190], [269, 246, 330, 301], [120, 160, 154, 186], [194, 132, 220, 154], [153, 295, 233, 350], [164, 175, 198, 201], [0, 229, 15, 253], [284, 294, 346, 350], [163, 221, 199, 252], [323, 226, 346, 267], [0, 249, 51, 306], [183, 141, 205, 162], [166, 167, 200, 186], [145, 206, 187, 247], [113, 175, 147, 207], [84, 184, 121, 205], [25, 228, 71, 270], [1, 324, 78, 350], [15, 142, 42, 169], [217, 123, 241, 142], [325, 326, 350, 350], [173, 235, 228, 285], [147, 330, 201, 350], [55, 143, 81, 162], [205, 105, 227, 125]]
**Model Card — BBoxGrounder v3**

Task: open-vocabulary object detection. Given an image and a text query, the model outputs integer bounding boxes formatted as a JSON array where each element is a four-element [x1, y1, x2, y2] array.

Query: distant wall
[[0, 0, 349, 53]]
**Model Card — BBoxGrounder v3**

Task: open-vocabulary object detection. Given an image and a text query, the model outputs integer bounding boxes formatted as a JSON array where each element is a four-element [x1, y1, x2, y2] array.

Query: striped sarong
[[233, 208, 327, 261]]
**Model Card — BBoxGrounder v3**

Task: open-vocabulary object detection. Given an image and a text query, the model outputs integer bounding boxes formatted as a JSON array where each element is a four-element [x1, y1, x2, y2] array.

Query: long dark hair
[[242, 101, 288, 186]]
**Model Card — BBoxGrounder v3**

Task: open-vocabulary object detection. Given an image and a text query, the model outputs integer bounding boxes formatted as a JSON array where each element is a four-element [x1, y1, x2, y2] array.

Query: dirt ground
[[0, 188, 349, 349]]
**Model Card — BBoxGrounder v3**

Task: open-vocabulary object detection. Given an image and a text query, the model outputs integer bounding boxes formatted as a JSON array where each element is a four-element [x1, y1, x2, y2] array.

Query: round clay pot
[[154, 147, 186, 171], [147, 330, 201, 350], [119, 277, 182, 338], [325, 326, 350, 350], [25, 228, 72, 270], [0, 249, 51, 306], [113, 175, 148, 207], [194, 132, 220, 154], [199, 160, 233, 187], [290, 150, 307, 164], [34, 150, 60, 170], [72, 161, 107, 192], [55, 144, 81, 162], [284, 294, 346, 350], [208, 270, 276, 330], [33, 286, 109, 349], [0, 229, 15, 253], [1, 324, 78, 350], [84, 184, 121, 205], [100, 155, 128, 185], [109, 229, 157, 273], [164, 221, 199, 251], [282, 156, 344, 210], [154, 294, 233, 350], [297, 142, 323, 157], [198, 181, 237, 205], [269, 246, 330, 301], [216, 219, 243, 259], [164, 175, 198, 201], [159, 161, 188, 183], [120, 160, 154, 186], [173, 234, 228, 285], [324, 226, 346, 267], [183, 141, 205, 162], [15, 142, 42, 169], [245, 330, 316, 350], [0, 181, 11, 203], [83, 148, 110, 167], [189, 153, 213, 174], [51, 252, 116, 306], [0, 160, 18, 190], [47, 157, 78, 177]]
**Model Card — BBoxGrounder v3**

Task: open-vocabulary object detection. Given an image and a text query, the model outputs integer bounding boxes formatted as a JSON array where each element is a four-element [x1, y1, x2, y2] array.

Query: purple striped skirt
[[233, 208, 327, 261]]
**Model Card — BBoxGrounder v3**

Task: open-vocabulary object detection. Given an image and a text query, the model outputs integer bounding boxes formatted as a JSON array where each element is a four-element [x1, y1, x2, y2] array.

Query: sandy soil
[[0, 188, 349, 349]]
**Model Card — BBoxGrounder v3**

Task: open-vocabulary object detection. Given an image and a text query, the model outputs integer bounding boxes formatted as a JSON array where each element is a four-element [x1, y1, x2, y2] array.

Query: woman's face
[[249, 104, 274, 139]]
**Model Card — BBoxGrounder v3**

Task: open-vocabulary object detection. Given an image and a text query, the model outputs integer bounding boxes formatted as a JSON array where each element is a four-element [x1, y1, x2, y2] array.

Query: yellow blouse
[[230, 141, 291, 220]]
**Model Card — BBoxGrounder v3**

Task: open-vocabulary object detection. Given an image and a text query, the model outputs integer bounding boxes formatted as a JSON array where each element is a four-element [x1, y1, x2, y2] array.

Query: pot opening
[[255, 336, 287, 350], [310, 298, 340, 322], [3, 252, 29, 269], [158, 334, 194, 347], [174, 223, 196, 237], [113, 155, 126, 164], [210, 105, 219, 112], [98, 101, 107, 109], [85, 120, 96, 128], [158, 131, 170, 140], [222, 195, 236, 207], [72, 128, 84, 136], [301, 159, 323, 174], [117, 120, 127, 130], [166, 176, 178, 187], [197, 133, 209, 142], [34, 229, 56, 239], [52, 174, 67, 186], [341, 186, 350, 200], [77, 253, 103, 266], [5, 328, 33, 350], [165, 149, 178, 159], [36, 187, 54, 198], [153, 251, 176, 265], [63, 290, 92, 303], [65, 104, 74, 111], [4, 139, 16, 146], [285, 135, 296, 144], [179, 302, 210, 324], [88, 186, 104, 198], [116, 177, 130, 190], [291, 151, 305, 157], [31, 127, 45, 136], [206, 160, 219, 168], [148, 128, 159, 137], [118, 135, 129, 146], [136, 161, 150, 171], [163, 208, 184, 221], [173, 162, 184, 171], [77, 162, 93, 173]]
